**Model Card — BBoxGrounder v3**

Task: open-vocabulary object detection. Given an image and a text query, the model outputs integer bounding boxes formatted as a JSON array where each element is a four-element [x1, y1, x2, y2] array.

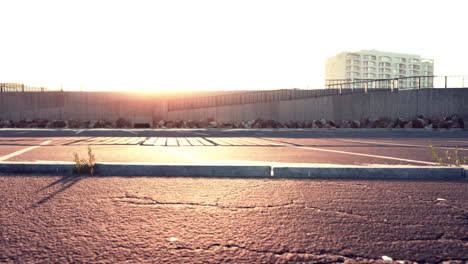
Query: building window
[[380, 56, 391, 62]]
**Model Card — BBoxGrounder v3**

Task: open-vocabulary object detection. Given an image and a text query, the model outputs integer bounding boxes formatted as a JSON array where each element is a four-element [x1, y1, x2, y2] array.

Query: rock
[[79, 120, 90, 128], [158, 120, 166, 127], [221, 122, 233, 128], [177, 120, 185, 128], [424, 124, 433, 130], [197, 120, 208, 128], [366, 121, 377, 128], [448, 121, 461, 129], [285, 121, 298, 128], [320, 118, 327, 126], [404, 121, 413, 128], [208, 121, 218, 128], [313, 120, 322, 128], [265, 120, 277, 128], [67, 120, 81, 128], [463, 119, 468, 130], [438, 121, 451, 129], [412, 118, 425, 128], [333, 120, 343, 128], [252, 122, 262, 128], [166, 121, 174, 128], [27, 123, 38, 128], [15, 120, 28, 128], [350, 120, 360, 128], [244, 120, 255, 128], [52, 120, 66, 128], [92, 120, 108, 128], [116, 117, 131, 128], [186, 120, 196, 128]]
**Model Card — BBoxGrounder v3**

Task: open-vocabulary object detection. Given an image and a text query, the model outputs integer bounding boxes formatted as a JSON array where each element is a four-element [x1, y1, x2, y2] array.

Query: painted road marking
[[75, 129, 85, 134], [337, 139, 468, 151], [177, 138, 191, 146], [197, 137, 215, 146], [15, 131, 29, 135], [206, 137, 233, 146], [0, 140, 52, 161], [143, 137, 158, 145], [166, 138, 179, 146], [154, 137, 167, 146], [186, 137, 204, 146], [262, 138, 437, 165]]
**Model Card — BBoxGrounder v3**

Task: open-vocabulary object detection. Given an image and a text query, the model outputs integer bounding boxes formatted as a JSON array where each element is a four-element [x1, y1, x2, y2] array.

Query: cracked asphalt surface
[[1, 176, 467, 263]]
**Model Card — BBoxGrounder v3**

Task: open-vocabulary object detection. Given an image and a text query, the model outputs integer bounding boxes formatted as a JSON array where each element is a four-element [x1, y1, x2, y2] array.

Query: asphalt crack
[[114, 194, 297, 211]]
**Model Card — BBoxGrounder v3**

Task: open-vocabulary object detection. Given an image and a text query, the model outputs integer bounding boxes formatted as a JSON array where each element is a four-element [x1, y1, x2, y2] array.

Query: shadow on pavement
[[29, 175, 83, 208]]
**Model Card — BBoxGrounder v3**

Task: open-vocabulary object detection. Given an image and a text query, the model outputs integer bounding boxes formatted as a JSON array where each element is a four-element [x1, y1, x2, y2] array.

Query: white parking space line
[[262, 138, 437, 165], [154, 137, 167, 146], [166, 138, 179, 146], [337, 139, 468, 151], [206, 138, 233, 146], [196, 138, 215, 146], [177, 138, 191, 146], [0, 140, 52, 161], [143, 137, 158, 145], [186, 138, 204, 146]]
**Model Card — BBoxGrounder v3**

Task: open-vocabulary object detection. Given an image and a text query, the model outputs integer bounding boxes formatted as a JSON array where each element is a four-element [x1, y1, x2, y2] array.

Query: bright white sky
[[0, 0, 467, 91]]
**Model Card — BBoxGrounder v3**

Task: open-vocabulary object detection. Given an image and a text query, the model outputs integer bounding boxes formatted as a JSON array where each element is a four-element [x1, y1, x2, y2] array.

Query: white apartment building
[[325, 50, 434, 88]]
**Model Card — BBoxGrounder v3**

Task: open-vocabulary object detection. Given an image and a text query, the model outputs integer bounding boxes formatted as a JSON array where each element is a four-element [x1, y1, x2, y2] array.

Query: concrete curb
[[0, 163, 73, 175], [0, 162, 466, 181], [95, 163, 271, 177], [0, 163, 271, 178], [273, 167, 466, 180]]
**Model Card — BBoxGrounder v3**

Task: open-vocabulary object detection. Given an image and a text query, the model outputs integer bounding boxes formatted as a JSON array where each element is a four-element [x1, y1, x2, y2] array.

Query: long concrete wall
[[1, 89, 467, 123], [0, 92, 168, 123], [168, 89, 468, 121]]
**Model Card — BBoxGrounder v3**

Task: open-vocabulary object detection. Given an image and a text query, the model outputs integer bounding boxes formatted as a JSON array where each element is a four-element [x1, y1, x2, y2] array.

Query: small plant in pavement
[[73, 145, 96, 175], [428, 141, 467, 167]]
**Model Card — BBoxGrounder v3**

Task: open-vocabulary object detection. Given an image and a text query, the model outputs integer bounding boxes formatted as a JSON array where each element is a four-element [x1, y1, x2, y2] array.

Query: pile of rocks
[[0, 115, 466, 130], [0, 119, 123, 129], [154, 115, 467, 130]]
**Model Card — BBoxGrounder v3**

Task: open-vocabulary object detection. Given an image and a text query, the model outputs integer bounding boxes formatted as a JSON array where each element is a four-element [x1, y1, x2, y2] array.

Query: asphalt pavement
[[1, 176, 467, 263], [0, 128, 467, 166]]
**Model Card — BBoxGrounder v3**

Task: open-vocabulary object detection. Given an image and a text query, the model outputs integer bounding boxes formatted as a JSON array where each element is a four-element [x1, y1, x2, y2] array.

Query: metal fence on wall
[[168, 75, 467, 112], [0, 83, 47, 92]]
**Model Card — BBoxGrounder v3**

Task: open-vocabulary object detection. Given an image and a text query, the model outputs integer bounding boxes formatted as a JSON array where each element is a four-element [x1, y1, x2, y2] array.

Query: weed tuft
[[73, 145, 96, 175], [429, 141, 467, 167]]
